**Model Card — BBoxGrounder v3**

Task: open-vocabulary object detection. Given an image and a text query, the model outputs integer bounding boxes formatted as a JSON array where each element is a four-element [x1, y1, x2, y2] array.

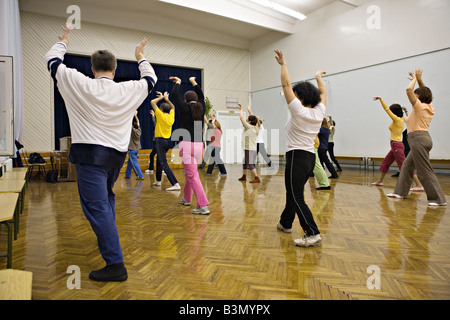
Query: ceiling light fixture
[[248, 0, 307, 20]]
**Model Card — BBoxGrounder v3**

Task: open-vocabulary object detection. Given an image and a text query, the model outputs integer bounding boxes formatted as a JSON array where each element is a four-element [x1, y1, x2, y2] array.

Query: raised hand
[[135, 37, 147, 61], [58, 23, 71, 46], [316, 71, 326, 78], [169, 76, 181, 84], [274, 50, 285, 65]]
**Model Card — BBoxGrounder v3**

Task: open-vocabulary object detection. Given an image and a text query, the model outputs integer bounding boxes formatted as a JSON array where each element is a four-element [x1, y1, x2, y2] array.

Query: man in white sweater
[[45, 25, 157, 281]]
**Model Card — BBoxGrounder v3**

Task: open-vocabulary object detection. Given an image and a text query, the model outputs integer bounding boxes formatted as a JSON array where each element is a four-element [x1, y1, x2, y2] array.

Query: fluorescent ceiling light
[[248, 0, 307, 20]]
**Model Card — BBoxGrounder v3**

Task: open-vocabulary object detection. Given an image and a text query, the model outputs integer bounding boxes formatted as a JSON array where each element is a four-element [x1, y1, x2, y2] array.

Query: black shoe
[[89, 263, 128, 282], [391, 172, 400, 177], [316, 186, 331, 190], [328, 175, 339, 179]]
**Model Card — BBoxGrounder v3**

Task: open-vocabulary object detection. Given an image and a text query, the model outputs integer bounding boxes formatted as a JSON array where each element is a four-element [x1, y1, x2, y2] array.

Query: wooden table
[[0, 269, 33, 300], [0, 179, 26, 240], [0, 193, 19, 268], [0, 171, 28, 182]]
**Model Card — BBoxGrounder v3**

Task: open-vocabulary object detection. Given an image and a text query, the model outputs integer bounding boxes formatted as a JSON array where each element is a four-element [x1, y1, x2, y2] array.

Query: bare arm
[[239, 104, 246, 126], [163, 92, 175, 110], [150, 91, 164, 111], [316, 71, 327, 106], [247, 105, 253, 116], [373, 96, 398, 121], [406, 75, 419, 106], [275, 50, 296, 105], [58, 24, 70, 46], [413, 68, 425, 88], [134, 111, 140, 127]]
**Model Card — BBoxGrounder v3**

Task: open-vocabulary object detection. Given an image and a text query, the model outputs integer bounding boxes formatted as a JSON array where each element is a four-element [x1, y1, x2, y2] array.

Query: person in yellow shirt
[[371, 97, 423, 189], [150, 91, 180, 191]]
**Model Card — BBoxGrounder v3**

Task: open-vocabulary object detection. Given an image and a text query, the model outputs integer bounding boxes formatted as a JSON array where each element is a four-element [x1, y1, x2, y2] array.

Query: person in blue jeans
[[125, 112, 144, 180]]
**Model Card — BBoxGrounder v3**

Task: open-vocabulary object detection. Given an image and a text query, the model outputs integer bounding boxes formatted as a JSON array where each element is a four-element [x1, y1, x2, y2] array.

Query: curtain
[[54, 54, 202, 150], [0, 0, 24, 146]]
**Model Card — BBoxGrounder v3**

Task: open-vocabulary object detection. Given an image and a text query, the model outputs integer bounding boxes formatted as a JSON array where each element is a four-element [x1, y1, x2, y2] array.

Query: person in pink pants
[[170, 76, 210, 215]]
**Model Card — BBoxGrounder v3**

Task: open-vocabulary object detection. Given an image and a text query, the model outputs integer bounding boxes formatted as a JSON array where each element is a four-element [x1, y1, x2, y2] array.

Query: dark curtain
[[54, 54, 202, 150]]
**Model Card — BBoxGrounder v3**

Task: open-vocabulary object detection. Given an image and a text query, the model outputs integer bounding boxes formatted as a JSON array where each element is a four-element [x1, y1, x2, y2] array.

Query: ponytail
[[184, 90, 203, 121]]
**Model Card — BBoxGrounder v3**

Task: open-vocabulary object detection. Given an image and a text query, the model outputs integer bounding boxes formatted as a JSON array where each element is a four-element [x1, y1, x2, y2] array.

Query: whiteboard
[[0, 56, 14, 156], [251, 47, 450, 159]]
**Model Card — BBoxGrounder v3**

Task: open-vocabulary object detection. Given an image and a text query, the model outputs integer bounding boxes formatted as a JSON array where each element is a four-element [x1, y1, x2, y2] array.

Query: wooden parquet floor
[[1, 165, 450, 300]]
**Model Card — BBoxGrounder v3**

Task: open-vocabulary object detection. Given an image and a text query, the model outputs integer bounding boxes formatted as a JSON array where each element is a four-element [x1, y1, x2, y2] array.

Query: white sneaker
[[294, 234, 322, 247], [428, 202, 447, 206], [179, 198, 191, 206], [145, 169, 154, 174], [192, 206, 210, 215], [277, 222, 292, 233], [387, 193, 405, 199], [153, 181, 161, 186], [166, 183, 181, 191]]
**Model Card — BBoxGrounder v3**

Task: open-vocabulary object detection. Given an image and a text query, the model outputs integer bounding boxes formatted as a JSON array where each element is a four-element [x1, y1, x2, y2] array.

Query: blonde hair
[[214, 120, 221, 130]]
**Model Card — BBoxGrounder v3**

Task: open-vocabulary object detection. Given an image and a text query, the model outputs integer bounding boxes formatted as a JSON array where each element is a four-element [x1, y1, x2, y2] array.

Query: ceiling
[[19, 0, 367, 49]]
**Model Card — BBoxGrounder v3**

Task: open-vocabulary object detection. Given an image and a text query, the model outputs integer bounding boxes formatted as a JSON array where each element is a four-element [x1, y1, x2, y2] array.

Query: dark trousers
[[280, 150, 320, 236], [318, 148, 339, 178], [75, 163, 124, 265], [155, 138, 178, 185], [206, 147, 227, 175], [327, 142, 341, 170], [148, 147, 157, 170]]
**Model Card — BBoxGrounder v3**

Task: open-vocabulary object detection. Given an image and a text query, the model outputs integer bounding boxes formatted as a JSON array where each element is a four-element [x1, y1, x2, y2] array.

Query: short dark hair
[[389, 104, 404, 118], [247, 115, 258, 126], [414, 87, 433, 104], [160, 102, 172, 114], [91, 50, 117, 73], [293, 81, 321, 107]]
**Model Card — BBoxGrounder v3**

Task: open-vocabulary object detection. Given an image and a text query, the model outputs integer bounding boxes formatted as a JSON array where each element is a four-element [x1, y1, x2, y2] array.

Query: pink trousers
[[179, 141, 209, 208], [380, 140, 405, 173]]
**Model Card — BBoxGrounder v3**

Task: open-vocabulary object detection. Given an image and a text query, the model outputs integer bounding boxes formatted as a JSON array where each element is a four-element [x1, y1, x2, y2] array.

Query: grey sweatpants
[[394, 131, 446, 204]]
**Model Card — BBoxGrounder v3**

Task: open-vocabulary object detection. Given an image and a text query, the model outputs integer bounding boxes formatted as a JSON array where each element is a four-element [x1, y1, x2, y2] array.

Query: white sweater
[[45, 42, 157, 153]]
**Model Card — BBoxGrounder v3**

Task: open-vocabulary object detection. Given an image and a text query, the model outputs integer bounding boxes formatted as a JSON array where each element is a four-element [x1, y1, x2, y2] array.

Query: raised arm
[[135, 37, 158, 93], [45, 24, 71, 77], [373, 96, 398, 121], [406, 73, 419, 106], [412, 68, 425, 88], [170, 76, 187, 111], [150, 91, 164, 111], [238, 104, 247, 126], [275, 50, 296, 105], [163, 91, 175, 110], [190, 76, 205, 106], [316, 71, 327, 106], [134, 111, 140, 127], [247, 105, 253, 116]]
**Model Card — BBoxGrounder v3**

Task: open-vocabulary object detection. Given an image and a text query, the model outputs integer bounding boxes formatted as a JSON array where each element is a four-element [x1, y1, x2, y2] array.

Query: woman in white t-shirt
[[275, 50, 326, 248]]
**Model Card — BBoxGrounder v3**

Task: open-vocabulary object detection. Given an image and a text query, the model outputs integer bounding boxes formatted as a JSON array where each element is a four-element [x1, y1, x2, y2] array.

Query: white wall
[[20, 11, 250, 151], [249, 0, 450, 158]]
